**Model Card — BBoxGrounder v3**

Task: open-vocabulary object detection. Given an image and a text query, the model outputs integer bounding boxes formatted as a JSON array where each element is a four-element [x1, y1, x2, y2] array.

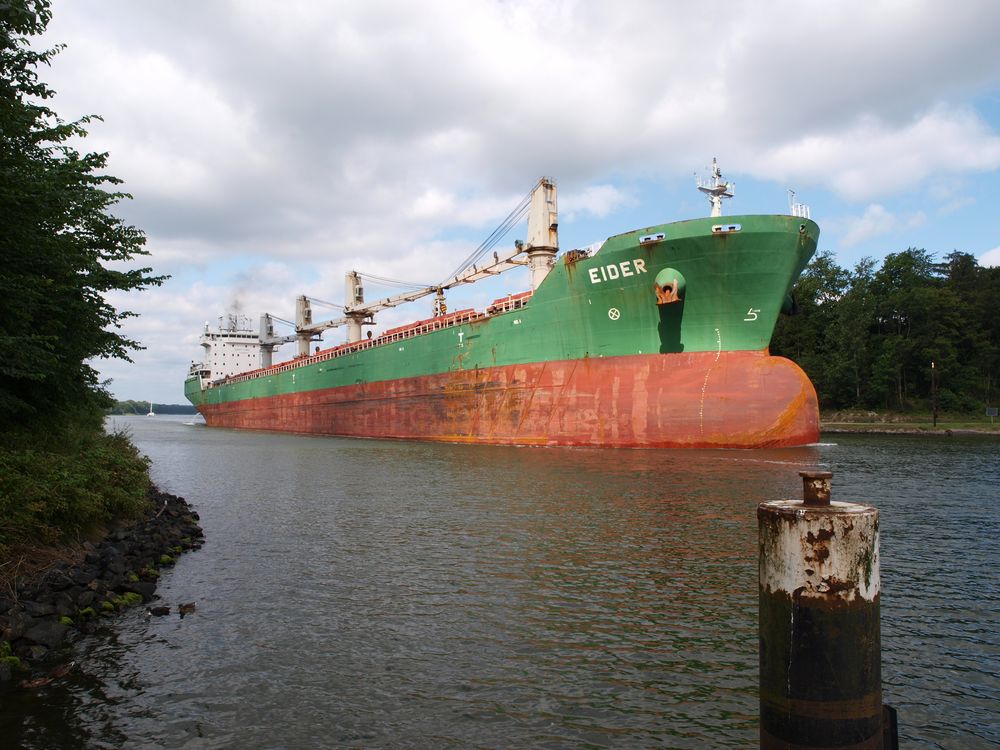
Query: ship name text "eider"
[[588, 259, 648, 284]]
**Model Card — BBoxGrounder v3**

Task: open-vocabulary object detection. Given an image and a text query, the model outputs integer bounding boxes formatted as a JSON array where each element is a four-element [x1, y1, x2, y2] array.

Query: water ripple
[[2, 420, 996, 748]]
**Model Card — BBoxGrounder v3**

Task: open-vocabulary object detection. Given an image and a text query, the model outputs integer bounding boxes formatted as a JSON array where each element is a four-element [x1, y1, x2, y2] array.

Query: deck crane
[[257, 313, 298, 367], [274, 177, 558, 359]]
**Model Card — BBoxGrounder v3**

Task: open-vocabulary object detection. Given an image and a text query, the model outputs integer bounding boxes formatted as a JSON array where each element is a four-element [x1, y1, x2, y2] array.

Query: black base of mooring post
[[882, 705, 899, 750]]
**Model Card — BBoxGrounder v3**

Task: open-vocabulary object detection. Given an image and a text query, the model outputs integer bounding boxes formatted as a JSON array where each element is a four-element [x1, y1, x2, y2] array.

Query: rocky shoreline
[[0, 487, 203, 684]]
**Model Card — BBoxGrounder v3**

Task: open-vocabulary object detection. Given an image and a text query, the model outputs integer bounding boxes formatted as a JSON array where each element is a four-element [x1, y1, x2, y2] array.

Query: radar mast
[[696, 158, 734, 217]]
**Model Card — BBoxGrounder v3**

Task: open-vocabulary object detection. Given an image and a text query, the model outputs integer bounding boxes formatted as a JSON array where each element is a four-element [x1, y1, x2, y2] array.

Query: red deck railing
[[215, 291, 534, 387]]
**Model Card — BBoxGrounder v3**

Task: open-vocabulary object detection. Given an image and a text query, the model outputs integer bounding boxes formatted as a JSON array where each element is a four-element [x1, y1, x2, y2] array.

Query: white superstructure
[[191, 314, 263, 383]]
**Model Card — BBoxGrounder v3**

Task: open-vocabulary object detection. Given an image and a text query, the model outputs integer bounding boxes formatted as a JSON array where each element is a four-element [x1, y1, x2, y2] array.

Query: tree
[[0, 0, 165, 434], [773, 241, 996, 414], [869, 249, 939, 408], [977, 266, 1000, 407], [939, 252, 999, 407], [771, 250, 851, 406]]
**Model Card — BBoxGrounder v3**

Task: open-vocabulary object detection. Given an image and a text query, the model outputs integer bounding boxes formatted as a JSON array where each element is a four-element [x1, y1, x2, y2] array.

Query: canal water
[[2, 417, 997, 749]]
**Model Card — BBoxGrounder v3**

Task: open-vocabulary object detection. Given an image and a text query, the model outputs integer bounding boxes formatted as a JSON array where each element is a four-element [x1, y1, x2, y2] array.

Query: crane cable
[[266, 314, 296, 328], [341, 181, 536, 300], [356, 272, 433, 290], [439, 183, 534, 284], [307, 296, 345, 310]]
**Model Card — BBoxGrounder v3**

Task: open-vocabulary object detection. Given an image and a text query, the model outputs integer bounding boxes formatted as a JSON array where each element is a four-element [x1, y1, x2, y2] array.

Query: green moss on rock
[[1, 655, 24, 672], [109, 591, 143, 610]]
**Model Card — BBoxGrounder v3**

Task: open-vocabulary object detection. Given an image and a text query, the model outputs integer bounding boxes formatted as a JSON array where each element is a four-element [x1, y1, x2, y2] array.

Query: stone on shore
[[0, 487, 204, 683]]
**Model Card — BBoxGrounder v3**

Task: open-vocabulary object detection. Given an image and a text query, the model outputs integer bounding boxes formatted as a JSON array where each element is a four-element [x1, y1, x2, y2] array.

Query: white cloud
[[47, 37, 267, 203], [34, 0, 1000, 402], [561, 184, 634, 221], [837, 204, 927, 248], [43, 1, 1000, 252], [747, 107, 1000, 202], [979, 246, 1000, 267]]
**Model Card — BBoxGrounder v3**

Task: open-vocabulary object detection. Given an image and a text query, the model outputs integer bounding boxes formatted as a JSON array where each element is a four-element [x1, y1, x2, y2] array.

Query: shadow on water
[[1, 629, 131, 750]]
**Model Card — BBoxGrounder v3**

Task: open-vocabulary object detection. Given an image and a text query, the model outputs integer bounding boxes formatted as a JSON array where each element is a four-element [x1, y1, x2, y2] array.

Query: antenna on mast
[[696, 158, 734, 217]]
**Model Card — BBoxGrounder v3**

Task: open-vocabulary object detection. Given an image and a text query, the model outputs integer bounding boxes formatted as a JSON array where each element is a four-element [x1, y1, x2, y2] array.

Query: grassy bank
[[821, 410, 1000, 435], [0, 427, 153, 562]]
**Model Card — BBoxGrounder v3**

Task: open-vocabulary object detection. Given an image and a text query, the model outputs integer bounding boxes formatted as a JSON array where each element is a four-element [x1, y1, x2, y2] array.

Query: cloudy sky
[[38, 0, 1000, 404]]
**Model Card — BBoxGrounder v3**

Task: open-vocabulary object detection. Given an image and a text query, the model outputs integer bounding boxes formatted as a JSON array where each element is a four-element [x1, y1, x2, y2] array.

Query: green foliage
[[0, 0, 166, 430], [107, 400, 197, 415], [0, 1, 165, 553], [0, 427, 151, 554], [773, 248, 1000, 412]]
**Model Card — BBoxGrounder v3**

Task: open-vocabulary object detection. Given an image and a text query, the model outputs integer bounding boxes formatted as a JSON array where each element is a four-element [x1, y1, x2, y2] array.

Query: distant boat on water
[[146, 401, 155, 417]]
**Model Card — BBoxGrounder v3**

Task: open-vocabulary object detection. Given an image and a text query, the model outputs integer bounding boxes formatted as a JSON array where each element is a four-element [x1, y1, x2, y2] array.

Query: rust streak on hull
[[198, 351, 819, 449]]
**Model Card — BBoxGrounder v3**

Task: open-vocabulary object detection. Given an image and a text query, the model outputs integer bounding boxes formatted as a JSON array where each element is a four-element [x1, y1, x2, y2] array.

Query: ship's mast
[[696, 158, 734, 217]]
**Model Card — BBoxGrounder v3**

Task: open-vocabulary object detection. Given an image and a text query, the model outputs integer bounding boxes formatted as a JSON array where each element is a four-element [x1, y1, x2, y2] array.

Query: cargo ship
[[185, 163, 821, 448]]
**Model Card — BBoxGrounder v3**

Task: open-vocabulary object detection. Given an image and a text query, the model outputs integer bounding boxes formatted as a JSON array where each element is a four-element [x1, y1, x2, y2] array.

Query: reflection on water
[[2, 418, 997, 748]]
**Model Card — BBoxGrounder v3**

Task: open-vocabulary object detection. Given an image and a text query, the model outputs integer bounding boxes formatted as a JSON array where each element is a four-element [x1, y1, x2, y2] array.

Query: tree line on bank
[[771, 248, 1000, 414], [109, 401, 197, 415], [1, 1, 163, 555]]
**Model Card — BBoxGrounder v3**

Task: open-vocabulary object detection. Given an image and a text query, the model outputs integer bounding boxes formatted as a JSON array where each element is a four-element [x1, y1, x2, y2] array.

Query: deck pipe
[[757, 471, 885, 749]]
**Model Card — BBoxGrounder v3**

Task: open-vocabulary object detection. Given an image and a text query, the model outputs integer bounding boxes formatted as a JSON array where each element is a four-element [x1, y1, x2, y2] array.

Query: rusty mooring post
[[758, 471, 883, 749]]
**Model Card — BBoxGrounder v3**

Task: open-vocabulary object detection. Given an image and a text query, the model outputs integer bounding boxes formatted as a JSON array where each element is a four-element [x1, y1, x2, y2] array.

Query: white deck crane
[[258, 313, 299, 367], [268, 177, 559, 360]]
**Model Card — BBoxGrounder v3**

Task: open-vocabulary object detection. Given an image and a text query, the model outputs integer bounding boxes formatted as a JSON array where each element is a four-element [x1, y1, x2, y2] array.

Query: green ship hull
[[187, 214, 821, 448]]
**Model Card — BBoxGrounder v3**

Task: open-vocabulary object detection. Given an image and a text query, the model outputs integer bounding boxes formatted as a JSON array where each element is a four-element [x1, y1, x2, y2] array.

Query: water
[[2, 417, 998, 749]]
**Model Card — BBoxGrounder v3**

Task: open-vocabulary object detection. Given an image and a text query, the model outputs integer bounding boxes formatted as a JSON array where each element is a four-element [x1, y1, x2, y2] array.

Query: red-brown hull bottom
[[198, 351, 819, 449]]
